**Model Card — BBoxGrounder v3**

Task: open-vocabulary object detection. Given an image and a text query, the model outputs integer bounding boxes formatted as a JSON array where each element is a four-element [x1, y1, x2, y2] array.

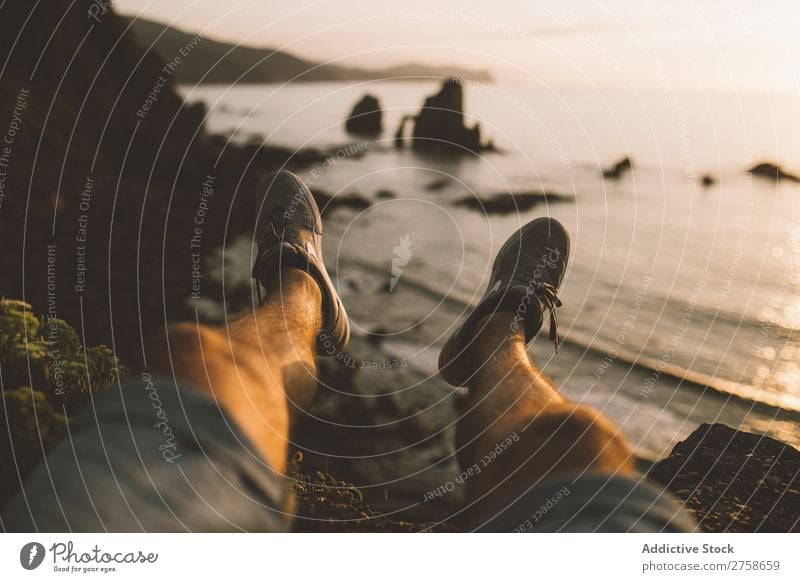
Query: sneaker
[[438, 217, 570, 386], [251, 170, 350, 355]]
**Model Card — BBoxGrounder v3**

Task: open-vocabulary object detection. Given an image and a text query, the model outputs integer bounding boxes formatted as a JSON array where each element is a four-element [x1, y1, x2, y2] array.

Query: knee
[[147, 322, 229, 370], [530, 403, 635, 473], [164, 322, 224, 352]]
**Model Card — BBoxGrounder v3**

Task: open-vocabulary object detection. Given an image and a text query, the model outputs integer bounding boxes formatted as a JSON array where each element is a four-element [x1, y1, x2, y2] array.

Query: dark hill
[[0, 1, 323, 367], [122, 15, 493, 84]]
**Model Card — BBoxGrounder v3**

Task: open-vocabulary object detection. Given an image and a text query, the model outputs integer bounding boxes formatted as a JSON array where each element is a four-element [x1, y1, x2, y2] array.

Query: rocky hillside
[[0, 1, 322, 367]]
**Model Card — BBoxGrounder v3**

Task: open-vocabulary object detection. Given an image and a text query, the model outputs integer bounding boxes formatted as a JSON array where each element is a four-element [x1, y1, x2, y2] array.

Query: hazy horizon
[[116, 0, 800, 94]]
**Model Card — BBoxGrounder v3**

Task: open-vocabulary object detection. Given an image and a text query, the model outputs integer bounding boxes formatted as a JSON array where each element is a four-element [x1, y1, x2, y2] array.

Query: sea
[[180, 80, 800, 459]]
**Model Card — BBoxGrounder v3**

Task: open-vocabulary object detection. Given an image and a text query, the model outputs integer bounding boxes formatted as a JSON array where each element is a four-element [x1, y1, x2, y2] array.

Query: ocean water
[[181, 81, 800, 456]]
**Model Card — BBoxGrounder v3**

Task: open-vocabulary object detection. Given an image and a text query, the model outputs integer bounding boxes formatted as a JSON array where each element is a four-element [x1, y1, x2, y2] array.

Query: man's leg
[[145, 168, 350, 478], [3, 267, 327, 531], [439, 217, 695, 531], [454, 312, 636, 523], [2, 171, 350, 531], [146, 268, 321, 473]]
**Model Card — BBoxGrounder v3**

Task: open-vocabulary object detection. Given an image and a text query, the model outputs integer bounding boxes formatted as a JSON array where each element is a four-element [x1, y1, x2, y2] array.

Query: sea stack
[[345, 94, 382, 136], [602, 156, 633, 179], [748, 162, 800, 182], [411, 78, 484, 154], [394, 114, 415, 149], [701, 174, 716, 187]]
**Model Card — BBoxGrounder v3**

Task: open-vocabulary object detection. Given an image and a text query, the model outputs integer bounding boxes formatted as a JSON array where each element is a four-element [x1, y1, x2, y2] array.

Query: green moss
[[0, 300, 48, 383], [0, 299, 126, 412], [38, 317, 127, 411]]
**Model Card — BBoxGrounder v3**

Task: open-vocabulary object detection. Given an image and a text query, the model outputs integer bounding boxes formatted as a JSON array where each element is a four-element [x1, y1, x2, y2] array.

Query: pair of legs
[[148, 267, 635, 524], [4, 173, 684, 532]]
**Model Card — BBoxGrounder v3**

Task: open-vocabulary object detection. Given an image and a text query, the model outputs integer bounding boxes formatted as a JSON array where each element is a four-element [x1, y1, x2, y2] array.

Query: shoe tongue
[[504, 247, 556, 288]]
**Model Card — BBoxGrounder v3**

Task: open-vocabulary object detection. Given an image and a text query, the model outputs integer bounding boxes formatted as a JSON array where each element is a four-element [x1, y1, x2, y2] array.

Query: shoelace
[[530, 281, 563, 349], [254, 204, 295, 304], [506, 247, 564, 348]]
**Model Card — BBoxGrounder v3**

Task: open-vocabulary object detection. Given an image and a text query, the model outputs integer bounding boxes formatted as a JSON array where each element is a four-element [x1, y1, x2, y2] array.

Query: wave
[[339, 257, 800, 415], [563, 330, 800, 414]]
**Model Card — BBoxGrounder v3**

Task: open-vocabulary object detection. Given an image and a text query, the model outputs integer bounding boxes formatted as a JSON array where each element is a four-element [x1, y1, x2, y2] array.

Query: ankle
[[256, 268, 322, 341], [469, 312, 526, 359], [460, 312, 528, 382], [263, 266, 321, 304]]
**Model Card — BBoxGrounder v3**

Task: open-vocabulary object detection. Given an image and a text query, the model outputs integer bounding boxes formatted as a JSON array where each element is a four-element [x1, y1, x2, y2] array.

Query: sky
[[115, 0, 800, 94]]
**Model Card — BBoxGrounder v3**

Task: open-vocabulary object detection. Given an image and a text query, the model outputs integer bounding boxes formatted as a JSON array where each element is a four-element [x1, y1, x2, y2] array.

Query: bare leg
[[145, 269, 321, 473], [456, 312, 637, 523]]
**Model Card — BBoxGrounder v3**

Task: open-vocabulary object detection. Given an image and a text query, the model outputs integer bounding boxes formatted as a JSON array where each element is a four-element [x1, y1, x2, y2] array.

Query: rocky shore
[[649, 423, 799, 532], [288, 335, 800, 532]]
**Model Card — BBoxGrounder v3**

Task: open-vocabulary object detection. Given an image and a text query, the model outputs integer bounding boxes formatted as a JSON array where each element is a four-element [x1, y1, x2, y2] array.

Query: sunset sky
[[116, 0, 800, 93]]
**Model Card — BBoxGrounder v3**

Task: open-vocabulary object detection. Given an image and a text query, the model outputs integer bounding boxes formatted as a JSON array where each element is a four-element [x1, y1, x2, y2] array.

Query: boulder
[[345, 94, 382, 136], [701, 174, 716, 187], [649, 423, 800, 532], [455, 191, 571, 215]]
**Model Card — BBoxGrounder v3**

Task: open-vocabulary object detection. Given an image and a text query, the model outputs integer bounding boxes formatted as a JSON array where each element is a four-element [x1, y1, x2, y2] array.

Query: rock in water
[[748, 162, 800, 182], [602, 156, 633, 179], [394, 114, 415, 149], [425, 177, 451, 191], [345, 94, 382, 136], [411, 78, 484, 154], [649, 423, 800, 532], [310, 190, 371, 216], [455, 191, 572, 215]]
